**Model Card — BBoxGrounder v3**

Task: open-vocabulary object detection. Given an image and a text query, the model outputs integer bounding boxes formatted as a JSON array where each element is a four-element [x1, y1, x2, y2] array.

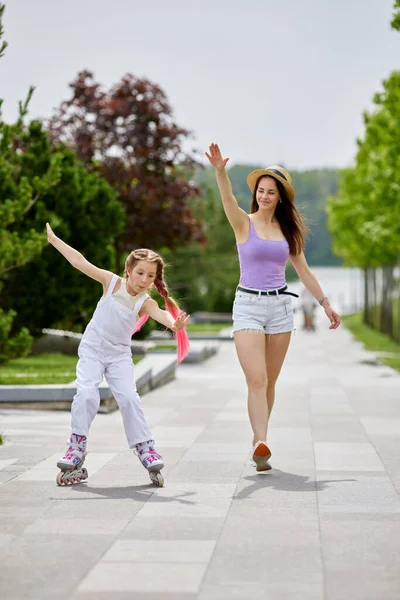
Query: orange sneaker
[[252, 441, 272, 472]]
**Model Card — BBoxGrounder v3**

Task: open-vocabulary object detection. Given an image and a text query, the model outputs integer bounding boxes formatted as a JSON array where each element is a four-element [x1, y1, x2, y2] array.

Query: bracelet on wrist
[[318, 295, 328, 306]]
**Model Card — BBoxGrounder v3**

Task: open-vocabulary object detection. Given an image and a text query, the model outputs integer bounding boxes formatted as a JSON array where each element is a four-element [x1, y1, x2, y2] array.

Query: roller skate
[[134, 439, 164, 487], [252, 440, 272, 472], [56, 434, 88, 486]]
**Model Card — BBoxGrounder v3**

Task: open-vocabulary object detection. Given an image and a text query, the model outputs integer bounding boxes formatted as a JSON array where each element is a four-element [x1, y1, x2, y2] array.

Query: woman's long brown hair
[[250, 176, 307, 255]]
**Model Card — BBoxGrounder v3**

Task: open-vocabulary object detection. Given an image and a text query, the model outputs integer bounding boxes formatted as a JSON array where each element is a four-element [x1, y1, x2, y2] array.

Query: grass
[[363, 297, 400, 337], [382, 357, 400, 371], [0, 352, 142, 385], [0, 434, 3, 446], [147, 344, 177, 352], [342, 312, 400, 372], [0, 353, 78, 384], [186, 322, 229, 333]]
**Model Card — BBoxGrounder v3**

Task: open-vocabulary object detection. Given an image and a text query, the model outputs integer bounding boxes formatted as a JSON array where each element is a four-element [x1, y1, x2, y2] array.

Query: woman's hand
[[46, 222, 56, 244], [171, 312, 190, 332], [325, 306, 341, 329], [205, 143, 229, 170]]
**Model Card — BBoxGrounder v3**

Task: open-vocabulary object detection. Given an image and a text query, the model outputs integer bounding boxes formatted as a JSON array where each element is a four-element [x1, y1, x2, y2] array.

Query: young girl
[[205, 144, 340, 472], [46, 223, 189, 487]]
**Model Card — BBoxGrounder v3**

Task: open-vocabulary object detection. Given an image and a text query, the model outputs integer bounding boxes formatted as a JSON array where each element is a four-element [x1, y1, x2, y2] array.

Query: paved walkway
[[1, 311, 400, 599]]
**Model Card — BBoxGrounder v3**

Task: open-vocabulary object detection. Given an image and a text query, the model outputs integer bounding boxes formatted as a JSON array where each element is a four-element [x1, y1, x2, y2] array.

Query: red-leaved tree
[[49, 71, 205, 268]]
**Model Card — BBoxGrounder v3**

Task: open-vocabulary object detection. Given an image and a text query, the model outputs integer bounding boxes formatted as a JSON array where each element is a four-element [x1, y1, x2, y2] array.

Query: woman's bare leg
[[234, 330, 269, 444], [265, 332, 292, 419]]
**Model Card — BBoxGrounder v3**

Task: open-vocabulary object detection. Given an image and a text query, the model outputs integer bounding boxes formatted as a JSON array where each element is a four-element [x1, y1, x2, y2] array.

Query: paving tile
[[360, 416, 400, 435], [101, 539, 216, 563], [23, 517, 131, 535], [78, 563, 209, 593], [135, 483, 236, 518], [0, 458, 19, 471], [73, 593, 196, 600], [181, 442, 249, 464], [314, 442, 385, 471], [202, 539, 323, 587], [122, 516, 224, 539], [0, 535, 113, 598], [267, 427, 312, 443], [199, 582, 324, 600], [321, 517, 400, 599], [149, 426, 205, 448], [317, 473, 400, 514], [168, 460, 244, 483]]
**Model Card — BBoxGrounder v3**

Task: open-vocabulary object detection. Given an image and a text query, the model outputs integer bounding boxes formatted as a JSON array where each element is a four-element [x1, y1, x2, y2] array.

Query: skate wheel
[[56, 472, 65, 486], [81, 468, 88, 480], [150, 472, 164, 487]]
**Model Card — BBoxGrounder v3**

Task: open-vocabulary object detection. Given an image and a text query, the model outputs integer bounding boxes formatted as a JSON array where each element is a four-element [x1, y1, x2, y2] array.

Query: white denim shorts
[[232, 287, 295, 335]]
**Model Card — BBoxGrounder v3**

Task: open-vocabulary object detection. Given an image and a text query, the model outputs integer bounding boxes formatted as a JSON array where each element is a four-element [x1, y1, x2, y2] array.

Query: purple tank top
[[237, 220, 289, 290]]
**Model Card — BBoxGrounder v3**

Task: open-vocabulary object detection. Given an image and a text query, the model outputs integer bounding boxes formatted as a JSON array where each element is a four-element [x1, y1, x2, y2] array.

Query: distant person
[[300, 286, 317, 331], [46, 223, 190, 487], [205, 144, 340, 471]]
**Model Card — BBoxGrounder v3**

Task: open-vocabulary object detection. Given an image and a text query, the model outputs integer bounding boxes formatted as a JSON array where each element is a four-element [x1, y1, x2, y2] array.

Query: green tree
[[0, 3, 62, 361], [1, 131, 125, 335], [327, 70, 400, 335], [0, 4, 124, 343], [391, 0, 400, 30]]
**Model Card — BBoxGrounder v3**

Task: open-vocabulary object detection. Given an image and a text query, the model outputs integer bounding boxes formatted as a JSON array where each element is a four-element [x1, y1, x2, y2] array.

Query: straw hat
[[247, 165, 295, 203]]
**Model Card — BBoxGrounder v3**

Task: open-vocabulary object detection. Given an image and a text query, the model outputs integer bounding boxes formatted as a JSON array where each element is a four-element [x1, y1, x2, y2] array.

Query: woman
[[205, 144, 340, 472]]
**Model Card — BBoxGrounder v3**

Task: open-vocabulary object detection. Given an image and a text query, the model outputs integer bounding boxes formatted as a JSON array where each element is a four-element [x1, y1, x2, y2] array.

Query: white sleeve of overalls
[[135, 293, 150, 314], [105, 274, 119, 297]]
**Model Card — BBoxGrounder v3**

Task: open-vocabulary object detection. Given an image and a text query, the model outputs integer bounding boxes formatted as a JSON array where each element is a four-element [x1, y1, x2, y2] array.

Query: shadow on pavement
[[54, 483, 198, 505], [234, 470, 356, 500]]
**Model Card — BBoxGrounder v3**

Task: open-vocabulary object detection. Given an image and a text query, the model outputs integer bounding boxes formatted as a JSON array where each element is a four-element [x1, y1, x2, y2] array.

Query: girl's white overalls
[[71, 273, 152, 447]]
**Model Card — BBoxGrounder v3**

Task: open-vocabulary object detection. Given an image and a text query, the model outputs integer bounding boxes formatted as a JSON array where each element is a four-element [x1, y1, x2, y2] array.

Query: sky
[[1, 0, 400, 171]]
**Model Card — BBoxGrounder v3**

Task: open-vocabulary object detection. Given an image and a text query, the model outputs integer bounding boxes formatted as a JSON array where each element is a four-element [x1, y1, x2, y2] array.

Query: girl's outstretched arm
[[46, 223, 113, 289], [140, 298, 189, 331]]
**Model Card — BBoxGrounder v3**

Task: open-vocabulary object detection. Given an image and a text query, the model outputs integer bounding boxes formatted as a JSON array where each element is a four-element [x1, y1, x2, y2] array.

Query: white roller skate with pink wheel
[[56, 434, 88, 486], [134, 439, 164, 487]]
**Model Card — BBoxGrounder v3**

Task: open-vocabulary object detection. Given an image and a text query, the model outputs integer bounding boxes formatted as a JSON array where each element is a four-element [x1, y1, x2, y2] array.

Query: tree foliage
[[0, 110, 63, 276], [327, 68, 400, 337], [49, 71, 205, 269], [391, 0, 400, 30], [1, 129, 125, 335], [0, 3, 59, 360], [160, 183, 238, 313], [327, 71, 400, 268], [0, 3, 7, 58], [0, 5, 124, 346]]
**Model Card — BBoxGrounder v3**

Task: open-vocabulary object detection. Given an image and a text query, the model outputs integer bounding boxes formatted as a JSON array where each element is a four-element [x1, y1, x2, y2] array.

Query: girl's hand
[[46, 222, 56, 244], [325, 306, 340, 329], [205, 143, 229, 170], [171, 312, 190, 332]]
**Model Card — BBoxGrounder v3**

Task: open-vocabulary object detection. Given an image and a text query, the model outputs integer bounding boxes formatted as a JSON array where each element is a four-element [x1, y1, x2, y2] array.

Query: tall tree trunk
[[397, 260, 400, 344], [363, 267, 369, 325], [380, 265, 393, 335], [367, 267, 375, 327], [373, 268, 378, 329]]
